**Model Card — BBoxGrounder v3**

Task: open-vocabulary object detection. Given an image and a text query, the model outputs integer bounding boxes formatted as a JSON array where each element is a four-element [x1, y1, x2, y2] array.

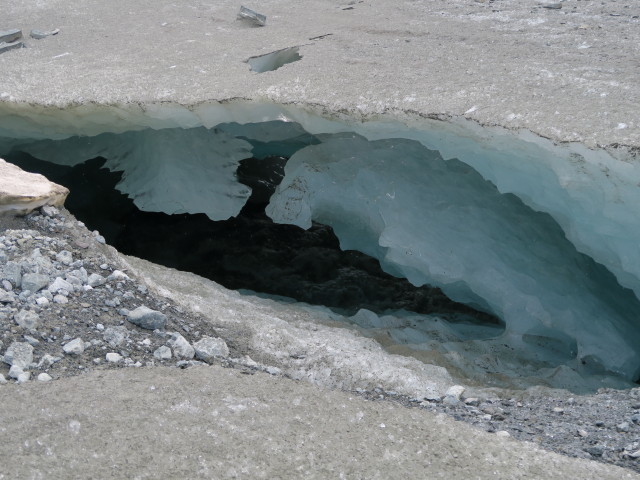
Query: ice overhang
[[0, 100, 639, 385]]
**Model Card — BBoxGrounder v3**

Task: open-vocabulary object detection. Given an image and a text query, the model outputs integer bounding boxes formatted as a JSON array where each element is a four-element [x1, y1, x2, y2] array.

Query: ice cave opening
[[1, 112, 639, 393]]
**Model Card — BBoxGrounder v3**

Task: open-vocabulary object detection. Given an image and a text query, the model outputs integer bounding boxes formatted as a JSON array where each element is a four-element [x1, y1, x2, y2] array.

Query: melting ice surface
[[1, 103, 639, 391]]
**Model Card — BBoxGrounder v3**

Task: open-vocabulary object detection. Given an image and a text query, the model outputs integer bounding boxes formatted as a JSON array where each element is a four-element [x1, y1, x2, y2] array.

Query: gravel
[[2, 206, 640, 474]]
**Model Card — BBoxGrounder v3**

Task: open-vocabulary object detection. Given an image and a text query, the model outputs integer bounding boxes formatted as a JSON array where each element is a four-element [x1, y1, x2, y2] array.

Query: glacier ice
[[266, 134, 640, 381], [1, 101, 640, 388], [2, 128, 253, 220]]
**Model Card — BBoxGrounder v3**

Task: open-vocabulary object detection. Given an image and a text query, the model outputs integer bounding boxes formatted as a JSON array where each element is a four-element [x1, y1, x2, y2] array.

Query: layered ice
[[266, 134, 640, 380], [1, 101, 640, 387], [2, 128, 253, 220]]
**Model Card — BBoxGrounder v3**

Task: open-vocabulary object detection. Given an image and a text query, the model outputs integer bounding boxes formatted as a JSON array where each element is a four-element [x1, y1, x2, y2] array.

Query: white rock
[[445, 385, 466, 401], [103, 326, 128, 347], [55, 250, 73, 265], [0, 159, 69, 216], [63, 338, 85, 355], [53, 294, 68, 304], [48, 277, 73, 294], [107, 270, 130, 281], [8, 364, 24, 379], [14, 309, 39, 330], [3, 341, 34, 368], [17, 371, 31, 384], [0, 373, 7, 384], [37, 373, 53, 382], [35, 297, 49, 305], [38, 354, 61, 367], [105, 352, 123, 363], [153, 345, 172, 360], [496, 431, 511, 438], [193, 336, 229, 363], [87, 273, 105, 287], [168, 332, 195, 359]]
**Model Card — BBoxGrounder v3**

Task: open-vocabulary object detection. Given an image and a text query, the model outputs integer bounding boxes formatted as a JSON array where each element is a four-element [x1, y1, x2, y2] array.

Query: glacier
[[1, 101, 639, 388], [266, 134, 640, 382]]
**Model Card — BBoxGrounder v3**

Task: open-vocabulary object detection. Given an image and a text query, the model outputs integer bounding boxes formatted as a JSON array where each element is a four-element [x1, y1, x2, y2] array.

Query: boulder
[[0, 158, 69, 216]]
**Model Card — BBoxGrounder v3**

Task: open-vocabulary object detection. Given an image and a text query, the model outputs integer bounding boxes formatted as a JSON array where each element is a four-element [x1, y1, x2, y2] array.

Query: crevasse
[[1, 100, 639, 384]]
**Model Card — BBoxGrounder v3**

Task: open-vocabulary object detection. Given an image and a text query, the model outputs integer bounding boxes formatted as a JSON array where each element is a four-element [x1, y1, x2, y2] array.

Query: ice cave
[[1, 102, 639, 392]]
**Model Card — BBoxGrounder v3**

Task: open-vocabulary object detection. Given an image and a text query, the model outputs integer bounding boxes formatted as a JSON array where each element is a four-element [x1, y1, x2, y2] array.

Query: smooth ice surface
[[267, 134, 640, 381], [1, 127, 253, 220]]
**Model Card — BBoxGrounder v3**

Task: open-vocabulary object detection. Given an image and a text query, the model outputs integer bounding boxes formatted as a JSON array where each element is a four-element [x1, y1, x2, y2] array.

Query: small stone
[[41, 205, 58, 217], [55, 250, 73, 265], [37, 354, 61, 367], [1, 261, 22, 287], [584, 445, 605, 457], [53, 294, 68, 304], [14, 310, 39, 330], [35, 297, 49, 306], [63, 338, 85, 355], [168, 333, 194, 359], [265, 366, 281, 375], [552, 407, 564, 414], [23, 335, 40, 346], [464, 398, 480, 406], [87, 273, 105, 287], [105, 352, 123, 363], [595, 421, 605, 427], [3, 341, 34, 368], [37, 373, 53, 382], [30, 28, 59, 40], [577, 429, 589, 438], [495, 431, 510, 438], [103, 326, 128, 347], [193, 336, 229, 363], [0, 373, 7, 384], [22, 272, 50, 293], [127, 306, 167, 330], [48, 277, 73, 294], [617, 422, 631, 433], [631, 414, 640, 424], [445, 385, 465, 400], [96, 323, 105, 331], [628, 450, 640, 459], [0, 290, 16, 303], [17, 371, 31, 384], [105, 298, 120, 307], [153, 345, 172, 360], [8, 364, 24, 379], [107, 270, 130, 281], [2, 279, 11, 290]]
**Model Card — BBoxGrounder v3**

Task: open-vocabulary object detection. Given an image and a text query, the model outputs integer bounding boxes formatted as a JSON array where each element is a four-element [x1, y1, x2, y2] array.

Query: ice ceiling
[[1, 101, 639, 391]]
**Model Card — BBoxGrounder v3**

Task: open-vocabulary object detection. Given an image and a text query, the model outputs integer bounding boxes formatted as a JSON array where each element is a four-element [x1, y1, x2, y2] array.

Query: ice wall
[[1, 100, 639, 384], [266, 134, 640, 380]]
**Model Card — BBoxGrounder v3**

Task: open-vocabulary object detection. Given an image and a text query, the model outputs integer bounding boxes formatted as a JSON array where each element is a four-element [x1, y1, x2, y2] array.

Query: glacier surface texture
[[1, 102, 639, 389]]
